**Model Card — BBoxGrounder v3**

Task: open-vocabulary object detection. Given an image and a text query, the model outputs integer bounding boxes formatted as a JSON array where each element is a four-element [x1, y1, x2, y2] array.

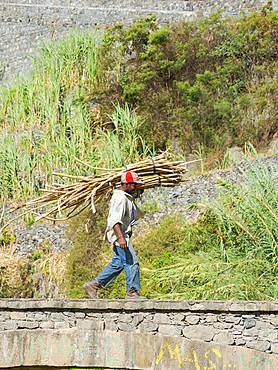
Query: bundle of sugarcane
[[3, 150, 192, 229]]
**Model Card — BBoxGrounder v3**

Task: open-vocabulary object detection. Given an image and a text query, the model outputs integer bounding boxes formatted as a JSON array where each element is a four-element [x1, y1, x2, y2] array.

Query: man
[[83, 170, 146, 299]]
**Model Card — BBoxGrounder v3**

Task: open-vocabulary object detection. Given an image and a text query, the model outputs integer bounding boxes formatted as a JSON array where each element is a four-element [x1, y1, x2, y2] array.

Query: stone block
[[186, 315, 200, 325], [7, 301, 24, 309], [74, 312, 86, 319], [108, 300, 124, 310], [123, 301, 141, 310], [4, 320, 18, 330], [118, 314, 132, 323], [17, 321, 39, 329], [182, 325, 215, 342], [235, 338, 246, 346], [173, 314, 185, 323], [245, 303, 260, 311], [77, 319, 104, 331], [0, 301, 8, 309], [153, 300, 173, 310], [138, 321, 158, 334], [232, 330, 242, 335], [256, 321, 273, 330], [118, 323, 136, 332], [206, 314, 217, 323], [244, 319, 256, 329], [271, 342, 278, 354], [213, 322, 233, 330], [167, 300, 191, 310], [270, 317, 278, 327], [158, 325, 182, 336], [0, 314, 8, 321], [105, 313, 118, 321], [133, 314, 144, 326], [54, 321, 70, 329], [187, 302, 206, 311], [10, 312, 27, 320], [213, 331, 234, 345], [105, 321, 118, 331], [243, 327, 260, 337], [246, 340, 270, 352], [87, 313, 103, 319], [88, 300, 107, 310], [144, 314, 154, 322], [33, 313, 47, 321], [50, 312, 67, 321], [63, 311, 75, 317], [154, 313, 170, 324], [40, 321, 54, 329], [260, 329, 277, 341], [224, 315, 241, 324], [230, 302, 247, 312]]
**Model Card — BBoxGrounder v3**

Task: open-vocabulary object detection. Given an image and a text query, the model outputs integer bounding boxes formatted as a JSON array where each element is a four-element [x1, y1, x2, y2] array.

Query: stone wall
[[0, 0, 274, 82], [1, 299, 278, 368]]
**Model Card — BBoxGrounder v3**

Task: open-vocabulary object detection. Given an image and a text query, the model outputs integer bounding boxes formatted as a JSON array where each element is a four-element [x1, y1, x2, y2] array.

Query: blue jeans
[[91, 239, 140, 292]]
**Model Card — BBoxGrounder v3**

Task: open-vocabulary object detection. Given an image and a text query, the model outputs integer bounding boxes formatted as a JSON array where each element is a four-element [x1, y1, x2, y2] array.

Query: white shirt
[[104, 189, 143, 244]]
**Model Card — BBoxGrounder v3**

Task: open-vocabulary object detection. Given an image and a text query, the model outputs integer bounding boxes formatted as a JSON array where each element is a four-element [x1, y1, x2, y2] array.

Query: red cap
[[121, 171, 144, 184]]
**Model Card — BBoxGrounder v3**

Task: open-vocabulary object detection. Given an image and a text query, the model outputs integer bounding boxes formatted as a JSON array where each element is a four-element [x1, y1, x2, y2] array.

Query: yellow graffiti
[[155, 344, 222, 370], [184, 347, 201, 370], [204, 348, 222, 370], [155, 342, 182, 368]]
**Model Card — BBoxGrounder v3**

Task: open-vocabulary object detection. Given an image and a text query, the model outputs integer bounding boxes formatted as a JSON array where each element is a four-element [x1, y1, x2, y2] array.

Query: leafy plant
[[150, 156, 278, 300], [97, 103, 152, 167]]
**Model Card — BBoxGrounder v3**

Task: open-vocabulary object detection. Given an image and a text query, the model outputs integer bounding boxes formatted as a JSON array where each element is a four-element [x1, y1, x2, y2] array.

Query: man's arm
[[113, 223, 128, 250]]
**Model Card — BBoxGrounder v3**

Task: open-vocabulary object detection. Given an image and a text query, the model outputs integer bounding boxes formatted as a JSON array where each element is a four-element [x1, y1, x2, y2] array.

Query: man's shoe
[[83, 281, 101, 299], [125, 289, 147, 299]]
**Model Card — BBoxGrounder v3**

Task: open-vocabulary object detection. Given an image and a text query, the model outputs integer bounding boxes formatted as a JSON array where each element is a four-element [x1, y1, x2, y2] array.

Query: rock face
[[10, 154, 278, 257], [15, 223, 70, 257]]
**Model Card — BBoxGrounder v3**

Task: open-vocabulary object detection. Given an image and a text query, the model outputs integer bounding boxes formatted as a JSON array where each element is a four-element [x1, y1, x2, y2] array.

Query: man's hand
[[114, 223, 128, 250], [118, 236, 128, 250]]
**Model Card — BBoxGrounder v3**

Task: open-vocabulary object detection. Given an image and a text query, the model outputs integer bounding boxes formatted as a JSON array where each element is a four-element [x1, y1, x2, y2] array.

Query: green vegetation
[[99, 3, 278, 154], [65, 153, 278, 301], [0, 30, 152, 202], [1, 4, 278, 200], [149, 155, 278, 300], [64, 204, 186, 299], [1, 4, 278, 301]]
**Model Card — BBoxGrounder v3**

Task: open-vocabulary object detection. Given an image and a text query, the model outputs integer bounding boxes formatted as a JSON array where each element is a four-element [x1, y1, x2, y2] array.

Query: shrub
[[150, 155, 278, 300], [98, 4, 278, 156]]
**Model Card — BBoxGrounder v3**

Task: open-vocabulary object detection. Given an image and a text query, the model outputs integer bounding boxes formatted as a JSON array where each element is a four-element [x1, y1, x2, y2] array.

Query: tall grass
[[97, 103, 153, 168], [150, 157, 278, 300], [0, 30, 153, 201], [0, 29, 102, 129]]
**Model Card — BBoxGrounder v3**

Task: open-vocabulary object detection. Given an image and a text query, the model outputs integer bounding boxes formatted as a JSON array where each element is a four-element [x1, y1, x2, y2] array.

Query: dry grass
[[0, 242, 24, 291], [33, 250, 69, 298], [0, 236, 68, 298]]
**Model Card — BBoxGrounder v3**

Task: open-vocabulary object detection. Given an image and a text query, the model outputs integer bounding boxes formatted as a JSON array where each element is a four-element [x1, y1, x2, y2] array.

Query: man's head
[[120, 171, 144, 195]]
